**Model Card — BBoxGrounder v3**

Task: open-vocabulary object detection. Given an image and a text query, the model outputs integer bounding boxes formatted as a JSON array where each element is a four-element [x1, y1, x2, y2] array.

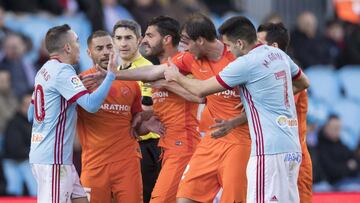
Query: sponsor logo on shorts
[[284, 153, 302, 163], [70, 76, 83, 89], [175, 140, 183, 146], [276, 115, 298, 128]]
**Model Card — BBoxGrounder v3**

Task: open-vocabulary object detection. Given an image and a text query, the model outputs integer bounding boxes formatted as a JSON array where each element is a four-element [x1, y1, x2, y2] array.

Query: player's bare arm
[[292, 72, 310, 94], [209, 112, 247, 138], [149, 79, 206, 103], [164, 59, 226, 97], [81, 63, 167, 90]]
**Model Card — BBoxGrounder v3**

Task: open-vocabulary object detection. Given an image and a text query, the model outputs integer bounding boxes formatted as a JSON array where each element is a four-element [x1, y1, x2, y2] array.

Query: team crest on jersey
[[121, 87, 130, 97], [70, 76, 83, 89]]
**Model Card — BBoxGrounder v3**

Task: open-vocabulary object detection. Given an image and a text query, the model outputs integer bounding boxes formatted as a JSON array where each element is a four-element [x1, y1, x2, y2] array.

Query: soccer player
[[257, 22, 313, 203], [28, 24, 116, 203], [164, 16, 310, 203], [77, 30, 163, 203]]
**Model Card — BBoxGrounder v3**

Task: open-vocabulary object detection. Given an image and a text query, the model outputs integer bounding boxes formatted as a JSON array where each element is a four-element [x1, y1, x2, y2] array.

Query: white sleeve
[[287, 55, 302, 80], [216, 57, 250, 89], [55, 65, 88, 103]]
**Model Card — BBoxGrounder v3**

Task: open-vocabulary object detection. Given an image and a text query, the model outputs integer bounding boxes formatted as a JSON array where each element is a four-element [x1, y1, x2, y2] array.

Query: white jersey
[[30, 59, 88, 164], [216, 45, 302, 156]]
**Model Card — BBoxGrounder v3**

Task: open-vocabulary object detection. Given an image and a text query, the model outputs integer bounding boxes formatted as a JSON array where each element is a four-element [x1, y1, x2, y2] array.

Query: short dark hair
[[113, 20, 141, 38], [218, 16, 257, 44], [181, 13, 217, 41], [257, 23, 289, 51], [87, 30, 110, 46], [45, 24, 71, 54], [328, 114, 339, 121], [147, 16, 180, 46]]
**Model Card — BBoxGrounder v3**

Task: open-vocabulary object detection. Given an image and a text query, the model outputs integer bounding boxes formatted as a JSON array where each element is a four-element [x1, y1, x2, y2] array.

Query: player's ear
[[163, 35, 172, 45], [236, 39, 243, 49], [271, 42, 279, 49], [137, 36, 143, 46], [196, 37, 204, 45], [86, 48, 91, 58], [64, 43, 71, 53]]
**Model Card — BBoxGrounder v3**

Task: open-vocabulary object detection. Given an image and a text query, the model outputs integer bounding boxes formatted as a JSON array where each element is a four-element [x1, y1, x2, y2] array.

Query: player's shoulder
[[38, 61, 75, 82], [133, 55, 153, 67], [48, 61, 76, 77], [79, 67, 96, 77], [173, 51, 194, 62], [114, 78, 140, 90], [124, 80, 142, 96]]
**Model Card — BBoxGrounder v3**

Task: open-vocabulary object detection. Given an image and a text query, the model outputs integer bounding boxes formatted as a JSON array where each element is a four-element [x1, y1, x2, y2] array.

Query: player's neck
[[244, 42, 258, 54], [122, 51, 140, 67], [49, 54, 70, 64], [204, 39, 224, 61], [158, 47, 178, 63]]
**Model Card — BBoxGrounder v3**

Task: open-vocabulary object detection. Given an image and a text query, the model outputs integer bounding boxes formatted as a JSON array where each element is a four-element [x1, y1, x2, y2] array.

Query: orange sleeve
[[294, 93, 300, 104], [131, 82, 143, 115], [171, 52, 192, 74]]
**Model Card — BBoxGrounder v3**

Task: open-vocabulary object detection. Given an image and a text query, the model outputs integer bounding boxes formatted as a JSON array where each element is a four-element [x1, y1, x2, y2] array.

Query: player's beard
[[95, 57, 109, 70], [144, 42, 164, 58]]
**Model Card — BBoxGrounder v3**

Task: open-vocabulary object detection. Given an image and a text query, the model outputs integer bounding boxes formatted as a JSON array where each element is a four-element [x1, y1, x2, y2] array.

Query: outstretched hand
[[80, 52, 119, 90], [164, 57, 181, 82], [106, 51, 119, 75], [209, 118, 234, 139], [143, 116, 165, 137]]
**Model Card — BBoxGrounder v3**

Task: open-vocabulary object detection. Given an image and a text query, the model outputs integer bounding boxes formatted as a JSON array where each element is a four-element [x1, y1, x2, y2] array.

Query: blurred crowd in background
[[0, 0, 359, 197]]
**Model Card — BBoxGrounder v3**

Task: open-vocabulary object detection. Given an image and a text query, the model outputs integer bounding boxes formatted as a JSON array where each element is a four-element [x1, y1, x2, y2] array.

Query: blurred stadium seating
[[4, 13, 92, 71], [306, 65, 360, 150]]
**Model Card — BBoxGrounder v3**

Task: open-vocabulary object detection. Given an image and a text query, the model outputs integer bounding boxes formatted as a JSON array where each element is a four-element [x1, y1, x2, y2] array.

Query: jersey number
[[34, 84, 45, 122], [274, 70, 290, 108]]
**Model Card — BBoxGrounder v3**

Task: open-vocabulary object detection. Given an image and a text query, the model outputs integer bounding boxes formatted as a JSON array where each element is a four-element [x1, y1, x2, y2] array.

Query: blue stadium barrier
[[305, 65, 341, 106], [338, 65, 360, 102]]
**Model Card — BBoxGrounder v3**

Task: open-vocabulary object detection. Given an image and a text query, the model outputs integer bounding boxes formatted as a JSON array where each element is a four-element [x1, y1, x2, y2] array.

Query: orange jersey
[[152, 59, 201, 152], [77, 68, 142, 169], [294, 90, 308, 152], [295, 89, 313, 203], [172, 48, 250, 145]]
